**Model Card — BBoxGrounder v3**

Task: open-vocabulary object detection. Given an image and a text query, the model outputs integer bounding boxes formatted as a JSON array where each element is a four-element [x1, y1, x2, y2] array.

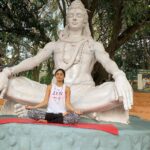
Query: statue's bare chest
[[54, 41, 95, 63]]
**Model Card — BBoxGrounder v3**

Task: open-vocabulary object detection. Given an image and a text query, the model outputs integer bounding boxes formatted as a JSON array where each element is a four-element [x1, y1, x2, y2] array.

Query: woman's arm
[[65, 87, 82, 114], [26, 85, 51, 109], [65, 87, 74, 112]]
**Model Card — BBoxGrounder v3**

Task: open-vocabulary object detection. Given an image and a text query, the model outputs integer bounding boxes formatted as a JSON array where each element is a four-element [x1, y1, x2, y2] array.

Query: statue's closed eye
[[68, 14, 73, 18], [77, 13, 83, 17], [67, 13, 83, 18]]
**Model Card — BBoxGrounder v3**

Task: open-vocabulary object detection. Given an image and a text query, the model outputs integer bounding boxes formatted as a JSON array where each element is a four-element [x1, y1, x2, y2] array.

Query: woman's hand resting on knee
[[25, 105, 35, 110], [73, 109, 82, 115]]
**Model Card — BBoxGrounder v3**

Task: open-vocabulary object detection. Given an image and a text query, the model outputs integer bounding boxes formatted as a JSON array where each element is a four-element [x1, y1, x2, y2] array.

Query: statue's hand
[[113, 71, 133, 110], [14, 104, 28, 118], [0, 71, 9, 99], [0, 67, 13, 98]]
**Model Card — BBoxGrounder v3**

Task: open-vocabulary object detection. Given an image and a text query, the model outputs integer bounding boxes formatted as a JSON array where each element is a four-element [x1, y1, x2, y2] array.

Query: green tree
[[0, 0, 149, 84], [0, 0, 60, 81]]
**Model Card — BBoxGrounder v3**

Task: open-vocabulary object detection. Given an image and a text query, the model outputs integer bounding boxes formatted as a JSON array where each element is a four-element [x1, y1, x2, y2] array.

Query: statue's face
[[67, 8, 86, 31]]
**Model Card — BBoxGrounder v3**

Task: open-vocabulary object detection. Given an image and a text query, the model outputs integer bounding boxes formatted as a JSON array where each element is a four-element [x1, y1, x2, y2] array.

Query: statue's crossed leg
[[3, 77, 128, 123]]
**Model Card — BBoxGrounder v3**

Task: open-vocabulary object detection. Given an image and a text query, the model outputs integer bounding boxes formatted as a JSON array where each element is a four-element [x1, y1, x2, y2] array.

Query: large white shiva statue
[[0, 0, 133, 123]]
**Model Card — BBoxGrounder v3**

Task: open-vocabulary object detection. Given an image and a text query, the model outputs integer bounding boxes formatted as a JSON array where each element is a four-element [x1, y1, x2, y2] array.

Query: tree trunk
[[92, 62, 109, 85], [32, 67, 40, 82]]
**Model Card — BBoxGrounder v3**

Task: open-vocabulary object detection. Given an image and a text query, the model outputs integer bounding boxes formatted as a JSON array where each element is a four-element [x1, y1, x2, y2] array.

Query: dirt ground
[[1, 92, 150, 120], [130, 92, 150, 121], [0, 99, 5, 105]]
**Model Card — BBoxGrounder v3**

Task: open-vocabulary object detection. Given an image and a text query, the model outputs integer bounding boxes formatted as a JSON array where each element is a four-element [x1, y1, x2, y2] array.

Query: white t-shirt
[[47, 84, 66, 113]]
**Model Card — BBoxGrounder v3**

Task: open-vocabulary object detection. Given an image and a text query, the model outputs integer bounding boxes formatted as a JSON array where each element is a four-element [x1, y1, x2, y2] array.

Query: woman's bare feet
[[37, 119, 48, 123]]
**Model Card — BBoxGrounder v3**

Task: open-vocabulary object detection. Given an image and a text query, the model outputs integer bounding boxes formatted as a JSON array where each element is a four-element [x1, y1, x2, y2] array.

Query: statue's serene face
[[67, 8, 86, 31]]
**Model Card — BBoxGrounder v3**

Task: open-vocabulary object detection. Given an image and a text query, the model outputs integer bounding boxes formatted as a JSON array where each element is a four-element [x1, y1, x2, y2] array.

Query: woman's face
[[55, 71, 65, 82], [67, 8, 86, 31]]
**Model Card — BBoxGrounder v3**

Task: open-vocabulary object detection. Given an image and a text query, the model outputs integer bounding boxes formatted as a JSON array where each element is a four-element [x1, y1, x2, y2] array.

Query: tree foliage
[[0, 0, 149, 84]]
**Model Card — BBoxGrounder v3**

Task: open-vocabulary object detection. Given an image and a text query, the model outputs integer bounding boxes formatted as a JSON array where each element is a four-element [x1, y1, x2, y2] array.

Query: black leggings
[[45, 113, 63, 123], [27, 109, 80, 124]]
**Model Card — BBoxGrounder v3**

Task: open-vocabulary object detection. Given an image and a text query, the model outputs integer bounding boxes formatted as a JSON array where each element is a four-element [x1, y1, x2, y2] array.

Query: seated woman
[[16, 68, 81, 124]]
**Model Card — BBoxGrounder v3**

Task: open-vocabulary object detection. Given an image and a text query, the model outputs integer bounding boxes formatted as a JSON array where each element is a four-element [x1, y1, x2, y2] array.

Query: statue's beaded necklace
[[62, 40, 87, 65]]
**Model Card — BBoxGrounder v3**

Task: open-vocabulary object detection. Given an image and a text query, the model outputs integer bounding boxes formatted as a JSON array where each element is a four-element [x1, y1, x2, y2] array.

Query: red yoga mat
[[0, 118, 119, 135]]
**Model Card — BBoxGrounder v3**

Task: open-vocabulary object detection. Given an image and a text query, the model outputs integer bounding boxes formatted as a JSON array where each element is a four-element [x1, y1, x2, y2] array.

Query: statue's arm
[[3, 42, 56, 76], [94, 41, 121, 76], [0, 42, 55, 98], [94, 41, 133, 110]]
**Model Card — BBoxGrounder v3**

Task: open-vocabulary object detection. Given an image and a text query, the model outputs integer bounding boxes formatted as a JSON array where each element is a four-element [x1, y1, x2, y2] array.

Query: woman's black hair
[[55, 68, 65, 77]]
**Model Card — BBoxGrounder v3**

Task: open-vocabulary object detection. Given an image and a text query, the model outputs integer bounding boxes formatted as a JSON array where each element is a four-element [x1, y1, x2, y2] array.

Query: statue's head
[[58, 0, 92, 40]]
